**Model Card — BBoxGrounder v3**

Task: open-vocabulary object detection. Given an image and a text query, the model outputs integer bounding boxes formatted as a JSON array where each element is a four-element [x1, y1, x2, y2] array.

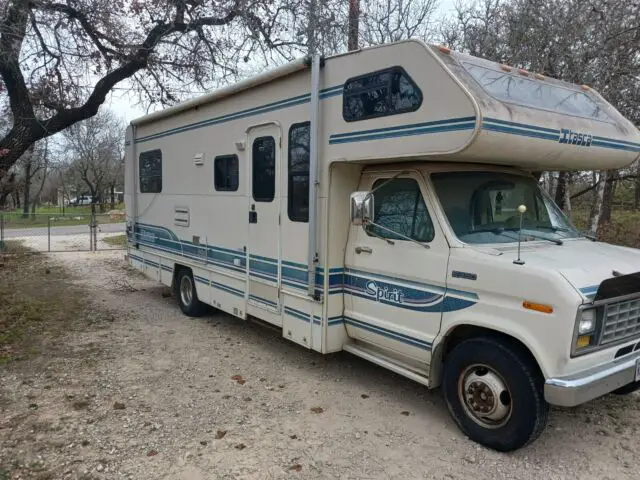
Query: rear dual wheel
[[442, 336, 549, 452]]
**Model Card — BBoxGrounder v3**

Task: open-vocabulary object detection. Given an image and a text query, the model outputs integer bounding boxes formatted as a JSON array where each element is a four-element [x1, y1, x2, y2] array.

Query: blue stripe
[[329, 121, 476, 145], [249, 295, 278, 308], [483, 122, 558, 141], [137, 85, 344, 144], [284, 306, 311, 323], [483, 117, 559, 134], [329, 116, 476, 140], [344, 317, 431, 350], [592, 136, 640, 148]]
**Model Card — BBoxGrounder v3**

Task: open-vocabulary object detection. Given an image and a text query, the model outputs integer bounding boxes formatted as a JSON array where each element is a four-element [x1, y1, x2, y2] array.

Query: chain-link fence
[[0, 211, 126, 252]]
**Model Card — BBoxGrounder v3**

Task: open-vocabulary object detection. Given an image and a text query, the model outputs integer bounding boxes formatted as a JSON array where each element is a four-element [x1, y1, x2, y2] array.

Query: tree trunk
[[635, 162, 640, 210], [563, 173, 572, 219], [599, 170, 616, 227], [554, 171, 567, 207], [22, 162, 31, 218], [588, 171, 607, 236], [110, 185, 115, 209], [348, 0, 360, 51]]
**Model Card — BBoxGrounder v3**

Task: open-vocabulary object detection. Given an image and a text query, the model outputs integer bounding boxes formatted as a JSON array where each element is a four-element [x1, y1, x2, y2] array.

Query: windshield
[[430, 171, 581, 245]]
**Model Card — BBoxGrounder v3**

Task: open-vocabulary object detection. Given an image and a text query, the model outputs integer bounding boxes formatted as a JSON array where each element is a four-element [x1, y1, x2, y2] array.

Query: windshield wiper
[[465, 227, 563, 245], [535, 225, 596, 242]]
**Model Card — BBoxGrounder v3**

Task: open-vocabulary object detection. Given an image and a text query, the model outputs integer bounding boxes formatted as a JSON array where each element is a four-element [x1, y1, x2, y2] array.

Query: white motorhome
[[125, 40, 640, 451]]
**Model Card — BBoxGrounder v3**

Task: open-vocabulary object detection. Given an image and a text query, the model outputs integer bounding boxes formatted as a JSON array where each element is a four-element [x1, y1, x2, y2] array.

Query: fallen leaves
[[113, 402, 126, 410], [361, 394, 369, 399], [147, 450, 158, 457], [310, 407, 324, 414], [214, 430, 227, 440], [289, 464, 303, 472], [231, 374, 246, 385], [400, 411, 410, 416], [234, 443, 246, 450]]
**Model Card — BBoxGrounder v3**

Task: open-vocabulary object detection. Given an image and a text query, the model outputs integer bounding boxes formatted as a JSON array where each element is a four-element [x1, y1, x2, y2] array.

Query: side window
[[343, 67, 422, 122], [288, 122, 310, 222], [252, 136, 276, 202], [366, 178, 434, 242], [214, 154, 239, 192], [139, 149, 162, 193]]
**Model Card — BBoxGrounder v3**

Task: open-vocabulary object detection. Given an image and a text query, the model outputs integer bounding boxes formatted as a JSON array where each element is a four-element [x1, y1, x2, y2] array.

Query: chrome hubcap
[[180, 275, 193, 306], [458, 364, 512, 428]]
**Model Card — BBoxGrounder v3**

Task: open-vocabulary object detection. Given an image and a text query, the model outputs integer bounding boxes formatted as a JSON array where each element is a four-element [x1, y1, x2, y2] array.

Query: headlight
[[578, 309, 596, 335]]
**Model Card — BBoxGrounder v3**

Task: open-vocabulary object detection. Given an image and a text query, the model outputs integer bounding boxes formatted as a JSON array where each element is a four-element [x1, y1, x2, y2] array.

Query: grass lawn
[[2, 204, 125, 229]]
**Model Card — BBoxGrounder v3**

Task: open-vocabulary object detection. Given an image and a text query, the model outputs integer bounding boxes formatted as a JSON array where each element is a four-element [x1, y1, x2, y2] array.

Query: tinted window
[[139, 150, 162, 193], [343, 67, 422, 122], [214, 154, 239, 191], [463, 63, 611, 122], [252, 136, 276, 202], [366, 178, 434, 242], [288, 122, 310, 222]]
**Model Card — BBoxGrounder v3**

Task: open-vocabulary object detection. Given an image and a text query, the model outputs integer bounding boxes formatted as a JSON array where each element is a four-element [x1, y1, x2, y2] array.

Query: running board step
[[343, 343, 431, 387]]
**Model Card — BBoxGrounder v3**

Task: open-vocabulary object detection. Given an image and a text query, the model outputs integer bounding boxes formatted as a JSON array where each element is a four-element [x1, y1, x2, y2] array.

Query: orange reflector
[[500, 64, 512, 72], [438, 45, 451, 54], [523, 301, 554, 314], [519, 68, 529, 76], [534, 73, 545, 80], [576, 335, 592, 348], [581, 84, 590, 91]]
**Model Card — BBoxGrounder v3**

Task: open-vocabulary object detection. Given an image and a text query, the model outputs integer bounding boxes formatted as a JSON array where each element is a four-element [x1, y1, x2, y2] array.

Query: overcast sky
[[108, 0, 458, 124]]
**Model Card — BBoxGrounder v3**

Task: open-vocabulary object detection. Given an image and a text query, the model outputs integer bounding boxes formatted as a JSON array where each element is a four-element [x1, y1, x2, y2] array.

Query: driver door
[[344, 171, 450, 363]]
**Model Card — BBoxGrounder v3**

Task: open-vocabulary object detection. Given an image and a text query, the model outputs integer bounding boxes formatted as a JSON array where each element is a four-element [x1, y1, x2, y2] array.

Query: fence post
[[0, 213, 4, 250], [48, 216, 51, 252]]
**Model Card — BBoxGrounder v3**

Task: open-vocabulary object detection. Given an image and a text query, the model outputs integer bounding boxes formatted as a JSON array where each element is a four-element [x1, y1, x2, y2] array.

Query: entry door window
[[366, 177, 435, 242], [252, 136, 276, 202]]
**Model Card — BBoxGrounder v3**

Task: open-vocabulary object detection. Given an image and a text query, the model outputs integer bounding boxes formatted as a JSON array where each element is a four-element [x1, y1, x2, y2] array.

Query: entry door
[[344, 172, 449, 364], [247, 124, 282, 315]]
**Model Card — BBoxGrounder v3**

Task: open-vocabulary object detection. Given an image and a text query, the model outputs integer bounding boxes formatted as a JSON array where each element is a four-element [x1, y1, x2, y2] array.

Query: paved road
[[3, 222, 125, 239]]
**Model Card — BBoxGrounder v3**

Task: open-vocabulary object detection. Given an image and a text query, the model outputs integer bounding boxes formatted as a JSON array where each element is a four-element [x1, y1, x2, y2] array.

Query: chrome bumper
[[544, 349, 640, 407]]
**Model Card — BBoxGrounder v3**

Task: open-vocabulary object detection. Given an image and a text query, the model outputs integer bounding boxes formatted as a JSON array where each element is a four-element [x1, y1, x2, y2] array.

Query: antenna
[[513, 205, 527, 265]]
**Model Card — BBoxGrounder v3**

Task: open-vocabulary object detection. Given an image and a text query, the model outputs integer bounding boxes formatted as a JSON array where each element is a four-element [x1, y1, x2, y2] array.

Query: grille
[[601, 298, 640, 345]]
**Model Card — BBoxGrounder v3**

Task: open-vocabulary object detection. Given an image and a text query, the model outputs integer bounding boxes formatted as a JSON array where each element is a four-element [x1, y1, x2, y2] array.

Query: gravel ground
[[1, 251, 640, 479]]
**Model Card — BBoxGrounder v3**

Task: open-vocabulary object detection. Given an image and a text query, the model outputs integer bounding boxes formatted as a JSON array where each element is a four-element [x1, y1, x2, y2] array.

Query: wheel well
[[171, 264, 190, 290], [429, 325, 543, 388]]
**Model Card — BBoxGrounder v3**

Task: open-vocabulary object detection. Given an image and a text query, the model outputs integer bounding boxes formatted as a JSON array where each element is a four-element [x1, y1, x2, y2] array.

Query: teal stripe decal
[[330, 116, 476, 140], [344, 317, 431, 350], [329, 118, 476, 145], [137, 84, 343, 144]]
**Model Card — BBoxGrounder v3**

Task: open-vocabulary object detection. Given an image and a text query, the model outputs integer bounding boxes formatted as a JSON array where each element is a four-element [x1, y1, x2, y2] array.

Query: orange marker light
[[500, 64, 512, 72], [519, 68, 529, 76], [438, 45, 451, 54], [523, 301, 554, 314], [534, 73, 545, 80], [581, 84, 590, 91]]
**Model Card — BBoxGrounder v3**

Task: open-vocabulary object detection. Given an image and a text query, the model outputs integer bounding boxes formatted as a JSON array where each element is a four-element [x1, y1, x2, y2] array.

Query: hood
[[493, 239, 640, 303]]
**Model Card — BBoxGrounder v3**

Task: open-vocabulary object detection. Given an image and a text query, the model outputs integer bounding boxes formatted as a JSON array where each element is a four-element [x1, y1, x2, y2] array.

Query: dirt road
[[1, 251, 639, 479]]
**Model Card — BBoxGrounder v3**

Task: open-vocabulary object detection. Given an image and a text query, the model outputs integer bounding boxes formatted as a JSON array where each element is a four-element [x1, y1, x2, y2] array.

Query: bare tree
[[360, 0, 438, 46], [0, 0, 324, 180], [63, 110, 124, 214], [14, 139, 49, 217]]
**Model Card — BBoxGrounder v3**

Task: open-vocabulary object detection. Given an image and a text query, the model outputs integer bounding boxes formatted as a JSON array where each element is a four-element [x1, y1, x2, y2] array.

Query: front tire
[[442, 336, 549, 452], [175, 269, 206, 317]]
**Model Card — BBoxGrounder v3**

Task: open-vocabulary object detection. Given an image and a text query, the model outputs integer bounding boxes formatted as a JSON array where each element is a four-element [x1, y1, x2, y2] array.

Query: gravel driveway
[[2, 251, 639, 479]]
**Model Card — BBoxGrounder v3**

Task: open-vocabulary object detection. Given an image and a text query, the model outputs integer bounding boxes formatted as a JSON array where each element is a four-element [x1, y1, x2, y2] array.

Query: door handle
[[355, 246, 373, 254]]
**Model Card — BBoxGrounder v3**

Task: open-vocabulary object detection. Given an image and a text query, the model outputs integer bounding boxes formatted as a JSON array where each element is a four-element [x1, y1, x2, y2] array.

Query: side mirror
[[350, 191, 374, 226]]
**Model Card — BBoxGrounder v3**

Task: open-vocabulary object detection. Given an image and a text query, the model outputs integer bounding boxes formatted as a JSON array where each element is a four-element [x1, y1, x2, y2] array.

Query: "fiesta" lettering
[[558, 128, 593, 147]]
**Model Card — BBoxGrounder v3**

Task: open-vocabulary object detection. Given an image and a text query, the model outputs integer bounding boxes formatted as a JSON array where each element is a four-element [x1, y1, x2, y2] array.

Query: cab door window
[[366, 177, 434, 242]]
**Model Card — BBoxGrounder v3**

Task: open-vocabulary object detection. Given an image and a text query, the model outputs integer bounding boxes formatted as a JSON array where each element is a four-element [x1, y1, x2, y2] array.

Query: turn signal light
[[576, 335, 592, 348], [438, 45, 451, 54], [523, 301, 554, 314]]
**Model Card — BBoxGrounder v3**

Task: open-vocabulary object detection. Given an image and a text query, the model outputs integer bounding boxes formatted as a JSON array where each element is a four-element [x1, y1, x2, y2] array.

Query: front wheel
[[175, 269, 207, 317], [442, 336, 549, 452]]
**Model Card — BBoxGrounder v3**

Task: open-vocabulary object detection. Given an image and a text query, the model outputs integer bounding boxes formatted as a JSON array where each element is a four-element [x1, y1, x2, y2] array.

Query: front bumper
[[544, 349, 640, 407]]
